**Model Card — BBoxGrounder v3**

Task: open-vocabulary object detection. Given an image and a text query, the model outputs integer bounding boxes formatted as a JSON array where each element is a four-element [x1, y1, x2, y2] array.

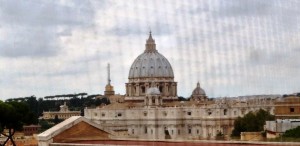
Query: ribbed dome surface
[[128, 52, 174, 79], [128, 32, 174, 79]]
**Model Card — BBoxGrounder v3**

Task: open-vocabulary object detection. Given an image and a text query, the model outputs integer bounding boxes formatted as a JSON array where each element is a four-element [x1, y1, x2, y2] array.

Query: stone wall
[[241, 132, 263, 141]]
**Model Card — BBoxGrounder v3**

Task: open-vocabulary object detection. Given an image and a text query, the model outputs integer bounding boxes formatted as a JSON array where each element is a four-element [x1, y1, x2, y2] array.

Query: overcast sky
[[0, 0, 299, 100]]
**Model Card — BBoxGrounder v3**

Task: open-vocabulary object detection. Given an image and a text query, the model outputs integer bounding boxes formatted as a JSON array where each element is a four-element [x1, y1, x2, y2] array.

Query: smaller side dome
[[190, 82, 207, 102], [192, 82, 206, 95], [146, 88, 160, 95]]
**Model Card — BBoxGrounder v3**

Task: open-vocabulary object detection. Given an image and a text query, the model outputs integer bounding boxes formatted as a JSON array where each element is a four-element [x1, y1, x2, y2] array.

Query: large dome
[[125, 32, 178, 101], [128, 33, 174, 79]]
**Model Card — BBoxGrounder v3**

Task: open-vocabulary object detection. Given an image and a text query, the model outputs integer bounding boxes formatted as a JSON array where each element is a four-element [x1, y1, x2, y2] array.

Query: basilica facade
[[84, 33, 277, 140]]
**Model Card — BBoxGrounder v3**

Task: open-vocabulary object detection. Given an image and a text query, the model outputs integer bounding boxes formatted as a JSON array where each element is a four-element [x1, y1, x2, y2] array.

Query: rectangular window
[[118, 113, 122, 116], [159, 86, 163, 92], [163, 111, 167, 116], [187, 112, 192, 115], [144, 127, 147, 134], [197, 129, 199, 134], [188, 128, 192, 134], [132, 129, 134, 134], [224, 109, 227, 115], [102, 113, 105, 117], [208, 111, 212, 116], [290, 108, 295, 113], [178, 129, 180, 135]]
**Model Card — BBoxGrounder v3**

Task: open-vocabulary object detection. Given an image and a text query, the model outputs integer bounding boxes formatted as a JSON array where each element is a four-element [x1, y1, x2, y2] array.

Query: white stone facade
[[85, 97, 275, 140], [265, 119, 300, 137]]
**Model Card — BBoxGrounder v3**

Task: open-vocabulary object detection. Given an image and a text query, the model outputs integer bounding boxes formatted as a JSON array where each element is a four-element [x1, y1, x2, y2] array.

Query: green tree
[[24, 96, 39, 124], [283, 126, 300, 138], [70, 97, 82, 107], [53, 115, 62, 124], [231, 109, 275, 137], [94, 98, 102, 106], [0, 101, 32, 146], [242, 112, 258, 131], [231, 117, 245, 137], [39, 119, 53, 132]]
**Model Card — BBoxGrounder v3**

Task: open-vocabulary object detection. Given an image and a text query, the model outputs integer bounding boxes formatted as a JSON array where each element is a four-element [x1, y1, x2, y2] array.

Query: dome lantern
[[145, 31, 157, 53]]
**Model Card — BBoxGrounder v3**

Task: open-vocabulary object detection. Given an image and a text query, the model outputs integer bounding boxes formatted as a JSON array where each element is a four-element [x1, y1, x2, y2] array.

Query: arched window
[[159, 86, 163, 92], [188, 128, 192, 134], [144, 126, 148, 134], [224, 109, 227, 115]]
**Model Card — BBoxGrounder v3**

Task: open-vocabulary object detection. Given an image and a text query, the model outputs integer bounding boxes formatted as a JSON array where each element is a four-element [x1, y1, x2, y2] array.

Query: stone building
[[42, 102, 81, 120], [23, 125, 41, 136], [84, 33, 277, 140], [274, 96, 300, 119], [265, 119, 300, 138]]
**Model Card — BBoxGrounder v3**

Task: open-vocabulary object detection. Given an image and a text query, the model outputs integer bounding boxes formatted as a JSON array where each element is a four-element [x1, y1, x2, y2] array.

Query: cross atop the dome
[[145, 31, 157, 53], [148, 31, 153, 40], [197, 82, 200, 87]]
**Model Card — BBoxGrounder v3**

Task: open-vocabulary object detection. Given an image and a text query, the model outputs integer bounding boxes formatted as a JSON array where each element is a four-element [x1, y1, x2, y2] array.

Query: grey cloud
[[216, 0, 274, 17], [247, 48, 300, 69], [214, 0, 300, 31], [73, 52, 116, 64], [187, 0, 273, 17], [248, 49, 283, 65], [107, 21, 172, 36], [46, 69, 88, 77], [248, 49, 265, 64], [0, 27, 58, 57], [108, 25, 144, 36], [0, 0, 95, 27], [0, 0, 99, 58]]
